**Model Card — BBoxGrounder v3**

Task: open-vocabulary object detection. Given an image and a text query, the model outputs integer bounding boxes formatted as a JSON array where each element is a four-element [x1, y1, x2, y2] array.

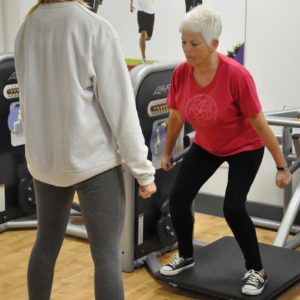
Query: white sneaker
[[242, 269, 268, 295], [160, 254, 195, 276]]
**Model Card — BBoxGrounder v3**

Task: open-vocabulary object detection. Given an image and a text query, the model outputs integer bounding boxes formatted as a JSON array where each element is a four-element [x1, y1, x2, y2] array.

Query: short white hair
[[179, 5, 222, 45]]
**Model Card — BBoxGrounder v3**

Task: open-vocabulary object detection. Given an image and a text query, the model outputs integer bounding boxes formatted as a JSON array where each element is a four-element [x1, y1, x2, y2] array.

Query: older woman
[[159, 5, 291, 296]]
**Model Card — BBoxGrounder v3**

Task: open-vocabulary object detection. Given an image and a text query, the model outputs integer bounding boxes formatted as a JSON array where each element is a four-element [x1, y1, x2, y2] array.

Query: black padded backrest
[[0, 54, 29, 185], [0, 54, 22, 153], [0, 54, 31, 221]]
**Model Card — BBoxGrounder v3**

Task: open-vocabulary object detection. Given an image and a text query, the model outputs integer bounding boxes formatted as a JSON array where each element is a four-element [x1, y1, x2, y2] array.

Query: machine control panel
[[3, 84, 20, 100], [147, 98, 169, 117]]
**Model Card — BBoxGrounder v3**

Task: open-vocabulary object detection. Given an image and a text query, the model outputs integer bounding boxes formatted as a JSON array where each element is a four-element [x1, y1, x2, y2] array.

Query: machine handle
[[166, 131, 195, 167], [167, 132, 300, 174], [169, 154, 300, 172], [167, 131, 195, 168], [289, 159, 300, 174], [170, 147, 190, 164]]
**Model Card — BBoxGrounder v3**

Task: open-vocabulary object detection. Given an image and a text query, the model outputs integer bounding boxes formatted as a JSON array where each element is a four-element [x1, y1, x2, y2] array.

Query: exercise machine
[[0, 53, 80, 233], [264, 109, 300, 249], [0, 53, 37, 232], [122, 62, 193, 271]]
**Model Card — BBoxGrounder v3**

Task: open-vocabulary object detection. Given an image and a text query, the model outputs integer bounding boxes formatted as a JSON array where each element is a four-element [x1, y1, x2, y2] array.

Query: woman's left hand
[[276, 170, 292, 189]]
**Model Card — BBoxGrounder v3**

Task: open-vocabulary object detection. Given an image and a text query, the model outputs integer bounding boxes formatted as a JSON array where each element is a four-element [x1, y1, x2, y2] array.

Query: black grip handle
[[171, 147, 190, 163], [167, 147, 190, 168], [167, 149, 300, 174], [166, 132, 195, 168]]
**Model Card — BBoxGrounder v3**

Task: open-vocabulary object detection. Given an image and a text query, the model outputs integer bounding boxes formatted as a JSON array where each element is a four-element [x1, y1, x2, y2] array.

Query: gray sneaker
[[160, 254, 195, 276], [242, 269, 268, 295]]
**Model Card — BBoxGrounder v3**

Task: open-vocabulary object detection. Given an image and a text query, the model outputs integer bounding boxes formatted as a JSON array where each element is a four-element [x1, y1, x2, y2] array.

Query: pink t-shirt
[[167, 53, 264, 157]]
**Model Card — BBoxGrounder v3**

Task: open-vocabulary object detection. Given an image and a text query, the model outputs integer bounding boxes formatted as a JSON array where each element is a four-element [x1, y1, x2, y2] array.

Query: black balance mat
[[153, 236, 300, 299]]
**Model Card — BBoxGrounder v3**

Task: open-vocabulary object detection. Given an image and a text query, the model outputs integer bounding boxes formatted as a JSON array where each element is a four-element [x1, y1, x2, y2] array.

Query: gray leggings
[[28, 166, 125, 300]]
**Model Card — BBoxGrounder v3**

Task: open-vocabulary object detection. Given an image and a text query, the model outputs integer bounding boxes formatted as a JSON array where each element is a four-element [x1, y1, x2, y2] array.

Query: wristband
[[276, 166, 288, 171]]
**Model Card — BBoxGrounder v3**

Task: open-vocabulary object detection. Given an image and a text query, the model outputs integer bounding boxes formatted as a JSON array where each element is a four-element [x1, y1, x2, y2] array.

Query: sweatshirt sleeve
[[92, 33, 155, 186]]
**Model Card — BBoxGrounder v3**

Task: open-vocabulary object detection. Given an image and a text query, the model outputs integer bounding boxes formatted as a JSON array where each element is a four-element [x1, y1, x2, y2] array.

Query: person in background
[[130, 0, 155, 64], [14, 0, 156, 299], [159, 5, 291, 296], [85, 0, 102, 13], [185, 0, 202, 12]]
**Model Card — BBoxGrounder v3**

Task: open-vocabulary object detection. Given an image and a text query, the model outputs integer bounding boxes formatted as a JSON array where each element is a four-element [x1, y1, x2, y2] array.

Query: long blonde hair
[[27, 0, 89, 17]]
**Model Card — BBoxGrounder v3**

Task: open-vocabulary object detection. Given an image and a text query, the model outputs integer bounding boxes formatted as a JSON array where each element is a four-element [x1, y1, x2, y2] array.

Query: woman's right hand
[[160, 155, 176, 171], [138, 182, 157, 198]]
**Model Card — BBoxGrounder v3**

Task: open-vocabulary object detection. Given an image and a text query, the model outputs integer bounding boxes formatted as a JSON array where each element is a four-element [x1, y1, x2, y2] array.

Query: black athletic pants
[[169, 143, 264, 271]]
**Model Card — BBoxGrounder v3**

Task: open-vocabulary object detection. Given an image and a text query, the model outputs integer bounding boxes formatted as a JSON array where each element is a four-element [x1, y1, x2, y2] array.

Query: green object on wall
[[126, 58, 157, 66]]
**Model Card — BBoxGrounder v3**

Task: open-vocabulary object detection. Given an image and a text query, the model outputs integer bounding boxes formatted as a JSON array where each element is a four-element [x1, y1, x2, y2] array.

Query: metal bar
[[273, 182, 300, 247], [282, 127, 293, 211], [65, 223, 87, 239], [290, 159, 300, 174], [121, 165, 136, 273], [287, 154, 298, 162], [293, 134, 300, 157], [285, 233, 300, 249], [251, 217, 300, 234], [266, 117, 300, 129], [145, 253, 163, 274], [5, 219, 37, 229], [193, 240, 208, 248]]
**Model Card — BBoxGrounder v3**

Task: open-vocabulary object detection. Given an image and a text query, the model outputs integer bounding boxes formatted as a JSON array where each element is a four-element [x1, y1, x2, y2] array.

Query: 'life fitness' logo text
[[153, 84, 170, 96], [8, 72, 17, 81]]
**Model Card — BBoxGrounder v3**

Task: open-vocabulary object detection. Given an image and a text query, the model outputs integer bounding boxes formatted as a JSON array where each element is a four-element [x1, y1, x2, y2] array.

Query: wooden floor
[[1, 213, 300, 300]]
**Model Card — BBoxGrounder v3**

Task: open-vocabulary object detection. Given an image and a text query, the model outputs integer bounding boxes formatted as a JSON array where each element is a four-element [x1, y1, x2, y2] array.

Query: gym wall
[[101, 0, 246, 62], [0, 0, 20, 53]]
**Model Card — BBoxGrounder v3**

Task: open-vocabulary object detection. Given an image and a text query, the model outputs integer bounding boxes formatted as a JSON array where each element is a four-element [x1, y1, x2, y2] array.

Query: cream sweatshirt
[[14, 1, 155, 187]]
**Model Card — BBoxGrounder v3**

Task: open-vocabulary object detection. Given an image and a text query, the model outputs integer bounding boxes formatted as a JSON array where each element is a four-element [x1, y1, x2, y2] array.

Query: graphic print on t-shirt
[[185, 94, 217, 127]]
